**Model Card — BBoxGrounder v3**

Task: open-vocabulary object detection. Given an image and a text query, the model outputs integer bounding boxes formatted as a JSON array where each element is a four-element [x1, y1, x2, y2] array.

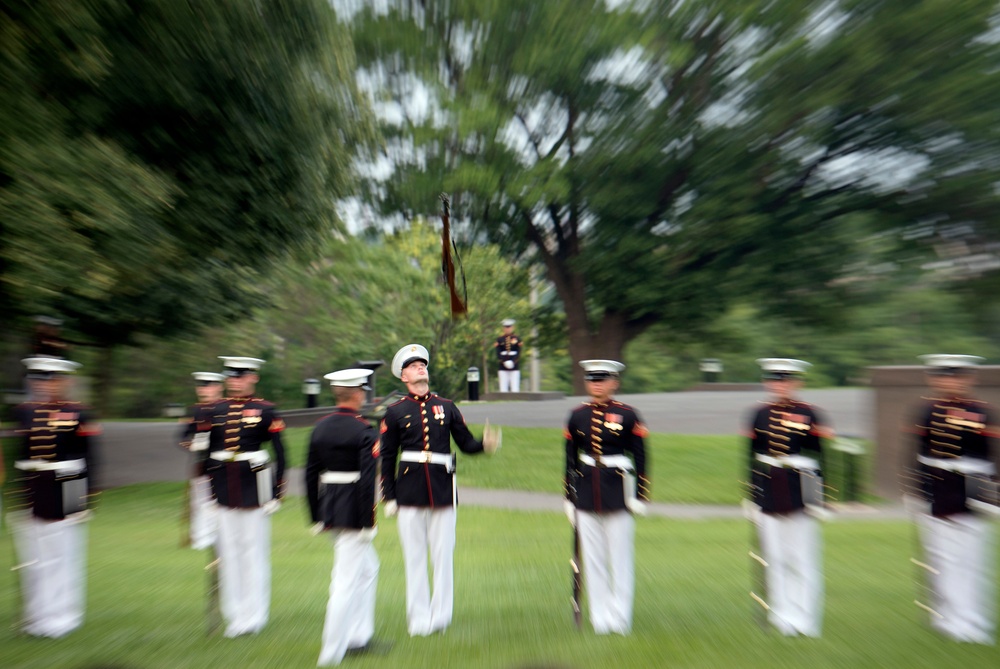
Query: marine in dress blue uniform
[[380, 344, 501, 636], [494, 318, 522, 392], [745, 358, 831, 637], [178, 372, 224, 549], [307, 369, 381, 665], [206, 356, 286, 637], [11, 357, 101, 638], [564, 359, 649, 635], [909, 354, 998, 644]]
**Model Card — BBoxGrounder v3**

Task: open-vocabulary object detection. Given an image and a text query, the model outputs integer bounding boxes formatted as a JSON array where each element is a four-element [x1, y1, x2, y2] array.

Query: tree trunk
[[552, 272, 630, 395]]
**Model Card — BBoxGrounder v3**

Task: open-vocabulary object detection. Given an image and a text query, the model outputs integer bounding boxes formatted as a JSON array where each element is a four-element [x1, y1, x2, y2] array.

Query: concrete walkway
[[83, 389, 904, 521], [458, 388, 873, 438], [92, 388, 871, 488], [422, 485, 904, 521]]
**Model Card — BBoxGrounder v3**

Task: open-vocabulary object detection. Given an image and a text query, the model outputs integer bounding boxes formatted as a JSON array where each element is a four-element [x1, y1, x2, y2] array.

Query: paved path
[[80, 388, 908, 521], [458, 388, 873, 438], [93, 388, 871, 489], [446, 487, 906, 521]]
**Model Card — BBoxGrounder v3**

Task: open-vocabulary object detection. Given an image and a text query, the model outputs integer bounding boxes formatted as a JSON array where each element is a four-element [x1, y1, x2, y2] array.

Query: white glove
[[310, 522, 325, 536], [503, 360, 514, 369], [66, 509, 93, 524], [359, 526, 378, 541], [564, 499, 576, 527], [483, 419, 502, 454], [625, 498, 647, 516], [191, 433, 210, 452], [741, 498, 759, 521], [805, 503, 832, 521], [384, 499, 398, 518], [262, 499, 281, 515]]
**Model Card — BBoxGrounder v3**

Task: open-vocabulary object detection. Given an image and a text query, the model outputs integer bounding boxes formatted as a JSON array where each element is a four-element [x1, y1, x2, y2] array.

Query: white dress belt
[[755, 453, 820, 471], [15, 458, 86, 474], [579, 453, 634, 472], [210, 450, 270, 466], [320, 471, 361, 484], [400, 451, 454, 467], [918, 455, 996, 476]]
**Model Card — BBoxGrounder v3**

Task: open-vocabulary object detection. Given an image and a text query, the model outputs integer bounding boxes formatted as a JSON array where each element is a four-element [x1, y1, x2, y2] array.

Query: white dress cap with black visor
[[22, 357, 81, 380], [192, 372, 226, 385], [919, 354, 985, 375], [218, 356, 265, 377], [324, 368, 374, 390], [391, 344, 430, 379], [756, 358, 812, 381], [580, 359, 625, 381], [502, 318, 516, 327]]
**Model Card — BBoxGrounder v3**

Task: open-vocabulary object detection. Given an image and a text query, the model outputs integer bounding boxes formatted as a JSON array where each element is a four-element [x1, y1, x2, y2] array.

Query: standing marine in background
[[380, 344, 501, 636], [908, 354, 998, 644], [744, 358, 831, 638], [564, 359, 650, 635], [306, 368, 382, 666], [494, 318, 522, 393], [205, 356, 286, 637], [178, 372, 225, 549], [10, 357, 101, 638]]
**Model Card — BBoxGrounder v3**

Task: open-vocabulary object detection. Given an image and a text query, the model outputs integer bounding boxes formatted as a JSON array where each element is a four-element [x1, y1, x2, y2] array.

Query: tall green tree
[[247, 221, 531, 402], [1, 0, 371, 411], [101, 223, 530, 415], [348, 0, 1000, 392]]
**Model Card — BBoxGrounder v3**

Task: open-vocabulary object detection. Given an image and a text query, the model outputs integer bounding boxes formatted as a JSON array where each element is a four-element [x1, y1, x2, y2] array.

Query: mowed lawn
[[2, 484, 996, 669], [282, 425, 869, 505]]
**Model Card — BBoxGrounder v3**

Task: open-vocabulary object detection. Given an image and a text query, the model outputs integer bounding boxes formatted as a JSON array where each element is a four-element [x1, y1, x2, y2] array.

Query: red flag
[[440, 194, 467, 318]]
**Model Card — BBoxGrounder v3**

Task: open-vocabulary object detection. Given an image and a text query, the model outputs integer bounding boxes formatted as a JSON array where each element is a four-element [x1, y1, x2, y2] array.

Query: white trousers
[[190, 475, 218, 550], [756, 511, 823, 637], [12, 513, 88, 637], [397, 506, 456, 635], [917, 513, 996, 643], [318, 529, 379, 666], [578, 510, 635, 634], [217, 507, 270, 636], [498, 370, 520, 393]]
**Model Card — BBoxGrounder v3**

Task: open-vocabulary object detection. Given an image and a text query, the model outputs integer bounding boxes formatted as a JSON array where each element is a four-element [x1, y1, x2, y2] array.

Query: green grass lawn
[[2, 483, 995, 668], [282, 426, 873, 506]]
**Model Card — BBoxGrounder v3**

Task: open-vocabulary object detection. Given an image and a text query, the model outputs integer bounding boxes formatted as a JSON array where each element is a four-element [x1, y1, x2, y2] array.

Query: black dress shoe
[[345, 639, 394, 656]]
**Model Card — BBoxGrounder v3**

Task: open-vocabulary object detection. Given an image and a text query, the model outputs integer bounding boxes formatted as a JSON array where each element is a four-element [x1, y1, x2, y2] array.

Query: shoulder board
[[250, 398, 276, 408]]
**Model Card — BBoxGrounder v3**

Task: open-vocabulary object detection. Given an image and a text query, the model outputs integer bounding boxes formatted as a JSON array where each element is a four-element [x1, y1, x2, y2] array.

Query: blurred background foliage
[[3, 0, 1000, 415]]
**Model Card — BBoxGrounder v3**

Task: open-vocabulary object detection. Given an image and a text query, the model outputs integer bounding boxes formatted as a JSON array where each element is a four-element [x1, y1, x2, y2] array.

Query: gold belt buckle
[[419, 451, 432, 464]]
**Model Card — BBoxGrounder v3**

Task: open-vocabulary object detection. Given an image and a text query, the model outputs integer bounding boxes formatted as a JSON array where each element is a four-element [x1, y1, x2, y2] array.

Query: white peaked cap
[[391, 344, 430, 379], [919, 354, 985, 369], [218, 356, 265, 370], [580, 359, 626, 378], [192, 372, 225, 383], [22, 357, 81, 374], [502, 318, 516, 327], [324, 368, 374, 388], [756, 358, 812, 374]]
